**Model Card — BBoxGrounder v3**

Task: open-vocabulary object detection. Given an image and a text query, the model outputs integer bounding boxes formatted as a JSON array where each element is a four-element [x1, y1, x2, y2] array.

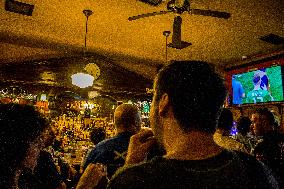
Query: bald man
[[82, 103, 141, 178]]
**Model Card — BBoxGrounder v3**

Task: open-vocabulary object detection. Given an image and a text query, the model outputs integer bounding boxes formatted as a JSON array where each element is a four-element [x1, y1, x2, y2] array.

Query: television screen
[[231, 65, 283, 105]]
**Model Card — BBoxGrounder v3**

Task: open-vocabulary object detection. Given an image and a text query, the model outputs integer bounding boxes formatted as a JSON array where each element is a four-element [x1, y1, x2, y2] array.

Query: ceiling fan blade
[[128, 10, 172, 21], [190, 8, 230, 19], [138, 0, 163, 6]]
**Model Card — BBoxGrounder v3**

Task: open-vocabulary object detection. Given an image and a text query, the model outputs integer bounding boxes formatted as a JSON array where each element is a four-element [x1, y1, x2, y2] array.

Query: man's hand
[[76, 163, 107, 189], [125, 128, 157, 166]]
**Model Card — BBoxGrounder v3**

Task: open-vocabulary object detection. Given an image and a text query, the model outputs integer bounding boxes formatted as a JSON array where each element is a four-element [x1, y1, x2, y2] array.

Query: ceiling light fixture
[[83, 9, 93, 49], [71, 72, 94, 88], [71, 9, 94, 88]]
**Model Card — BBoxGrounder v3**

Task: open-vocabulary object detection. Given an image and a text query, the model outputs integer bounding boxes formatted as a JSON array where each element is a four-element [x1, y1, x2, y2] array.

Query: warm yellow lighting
[[40, 71, 56, 85], [83, 103, 89, 108], [40, 94, 47, 101], [88, 91, 99, 98], [71, 73, 94, 88], [84, 63, 100, 79]]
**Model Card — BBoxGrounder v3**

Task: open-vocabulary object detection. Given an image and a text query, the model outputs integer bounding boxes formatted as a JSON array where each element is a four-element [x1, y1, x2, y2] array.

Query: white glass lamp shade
[[71, 73, 94, 88]]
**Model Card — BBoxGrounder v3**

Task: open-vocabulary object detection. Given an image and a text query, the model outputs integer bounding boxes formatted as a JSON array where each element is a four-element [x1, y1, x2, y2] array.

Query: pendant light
[[71, 9, 95, 88]]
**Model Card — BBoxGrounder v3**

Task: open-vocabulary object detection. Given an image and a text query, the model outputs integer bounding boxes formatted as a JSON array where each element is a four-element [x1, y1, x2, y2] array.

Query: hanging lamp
[[163, 30, 171, 63], [71, 9, 95, 88]]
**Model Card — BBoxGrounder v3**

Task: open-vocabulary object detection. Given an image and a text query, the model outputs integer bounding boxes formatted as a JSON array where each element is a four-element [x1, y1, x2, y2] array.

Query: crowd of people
[[1, 60, 284, 189]]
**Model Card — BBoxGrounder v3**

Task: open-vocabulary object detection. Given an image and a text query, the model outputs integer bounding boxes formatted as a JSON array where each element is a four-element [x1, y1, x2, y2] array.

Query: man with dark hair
[[237, 116, 252, 136], [214, 108, 248, 153], [107, 61, 279, 189], [82, 103, 141, 178], [82, 127, 106, 169], [251, 108, 284, 186], [89, 127, 106, 145], [246, 71, 274, 103]]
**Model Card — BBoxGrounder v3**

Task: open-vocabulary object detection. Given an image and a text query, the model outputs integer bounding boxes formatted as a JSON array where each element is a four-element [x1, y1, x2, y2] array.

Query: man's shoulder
[[94, 135, 121, 149], [86, 139, 114, 157], [114, 157, 159, 175], [108, 151, 279, 189], [247, 89, 257, 97], [246, 91, 253, 98], [108, 153, 235, 188], [86, 134, 132, 163], [214, 132, 245, 151], [97, 133, 132, 147], [95, 138, 114, 148], [234, 151, 279, 187], [108, 157, 163, 189]]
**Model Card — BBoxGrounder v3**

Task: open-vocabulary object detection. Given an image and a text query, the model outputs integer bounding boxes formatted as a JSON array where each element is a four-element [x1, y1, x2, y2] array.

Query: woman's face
[[43, 127, 56, 147], [22, 137, 43, 171]]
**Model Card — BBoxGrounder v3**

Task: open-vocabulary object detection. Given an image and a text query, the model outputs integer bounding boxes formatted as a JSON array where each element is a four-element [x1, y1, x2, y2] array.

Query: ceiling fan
[[129, 0, 231, 49], [129, 0, 231, 21]]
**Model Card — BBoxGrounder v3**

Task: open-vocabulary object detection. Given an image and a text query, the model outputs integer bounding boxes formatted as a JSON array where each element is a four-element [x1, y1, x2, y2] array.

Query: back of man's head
[[256, 108, 276, 130], [114, 104, 141, 133], [155, 60, 227, 133], [237, 116, 251, 135], [90, 127, 106, 145], [253, 72, 261, 84], [217, 108, 234, 131]]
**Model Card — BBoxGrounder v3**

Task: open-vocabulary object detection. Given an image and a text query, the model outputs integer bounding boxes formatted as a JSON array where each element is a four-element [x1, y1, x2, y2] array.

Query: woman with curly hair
[[0, 104, 49, 189]]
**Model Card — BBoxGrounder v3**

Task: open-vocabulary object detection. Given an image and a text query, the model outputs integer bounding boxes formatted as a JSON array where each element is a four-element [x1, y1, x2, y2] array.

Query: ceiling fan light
[[71, 73, 94, 88]]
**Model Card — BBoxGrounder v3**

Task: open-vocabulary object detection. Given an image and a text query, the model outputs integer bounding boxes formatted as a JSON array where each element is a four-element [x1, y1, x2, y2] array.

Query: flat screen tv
[[231, 65, 284, 105]]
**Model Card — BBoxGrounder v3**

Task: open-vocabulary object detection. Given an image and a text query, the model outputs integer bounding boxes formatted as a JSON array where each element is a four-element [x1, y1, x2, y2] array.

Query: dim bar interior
[[1, 0, 284, 188]]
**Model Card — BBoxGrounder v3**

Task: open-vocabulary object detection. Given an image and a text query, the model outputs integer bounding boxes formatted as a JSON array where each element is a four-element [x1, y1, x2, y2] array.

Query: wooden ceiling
[[0, 0, 284, 99]]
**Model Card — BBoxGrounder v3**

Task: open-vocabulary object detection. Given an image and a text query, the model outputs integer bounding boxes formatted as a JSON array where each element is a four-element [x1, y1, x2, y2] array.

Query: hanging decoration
[[84, 63, 101, 80]]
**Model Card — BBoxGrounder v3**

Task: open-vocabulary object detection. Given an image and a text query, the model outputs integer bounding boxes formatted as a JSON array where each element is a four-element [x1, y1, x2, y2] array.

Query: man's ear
[[158, 93, 170, 116]]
